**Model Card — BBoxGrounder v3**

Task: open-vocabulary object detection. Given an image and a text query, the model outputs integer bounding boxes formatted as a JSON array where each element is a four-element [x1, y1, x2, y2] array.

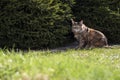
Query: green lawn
[[0, 47, 120, 80]]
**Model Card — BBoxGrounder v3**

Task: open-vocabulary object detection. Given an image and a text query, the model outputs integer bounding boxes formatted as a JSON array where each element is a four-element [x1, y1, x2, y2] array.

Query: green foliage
[[0, 0, 119, 49], [0, 48, 120, 79], [72, 0, 120, 44], [0, 0, 74, 49]]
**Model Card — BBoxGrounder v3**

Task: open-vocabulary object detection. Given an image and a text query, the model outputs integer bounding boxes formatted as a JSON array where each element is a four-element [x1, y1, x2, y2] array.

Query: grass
[[0, 47, 120, 80]]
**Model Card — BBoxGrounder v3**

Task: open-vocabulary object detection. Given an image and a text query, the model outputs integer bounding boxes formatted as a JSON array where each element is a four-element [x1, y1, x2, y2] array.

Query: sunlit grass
[[0, 47, 120, 80]]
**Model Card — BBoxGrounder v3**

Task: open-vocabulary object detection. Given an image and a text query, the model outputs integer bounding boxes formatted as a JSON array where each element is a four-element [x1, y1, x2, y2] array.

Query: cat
[[71, 19, 108, 49]]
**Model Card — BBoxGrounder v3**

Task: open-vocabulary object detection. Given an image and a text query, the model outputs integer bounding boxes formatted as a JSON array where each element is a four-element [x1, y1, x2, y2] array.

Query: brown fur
[[71, 19, 108, 49]]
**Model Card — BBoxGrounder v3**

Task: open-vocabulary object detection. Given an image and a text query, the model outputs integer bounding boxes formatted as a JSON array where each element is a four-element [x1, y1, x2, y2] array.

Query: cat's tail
[[103, 45, 113, 49]]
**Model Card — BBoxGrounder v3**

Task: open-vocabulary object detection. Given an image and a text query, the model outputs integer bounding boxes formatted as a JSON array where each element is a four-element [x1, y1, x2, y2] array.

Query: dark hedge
[[0, 0, 74, 49], [0, 0, 119, 49]]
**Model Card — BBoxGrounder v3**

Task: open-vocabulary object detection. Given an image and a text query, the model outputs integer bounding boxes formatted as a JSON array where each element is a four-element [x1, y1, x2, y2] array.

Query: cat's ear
[[71, 19, 74, 24], [79, 20, 83, 24]]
